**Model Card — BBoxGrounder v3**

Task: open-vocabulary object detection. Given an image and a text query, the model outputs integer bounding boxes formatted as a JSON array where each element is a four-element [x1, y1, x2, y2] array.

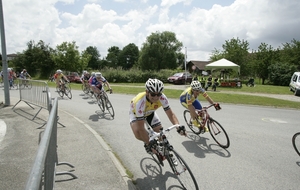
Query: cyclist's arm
[[202, 91, 215, 105], [103, 81, 111, 89], [165, 108, 179, 125], [62, 74, 69, 82]]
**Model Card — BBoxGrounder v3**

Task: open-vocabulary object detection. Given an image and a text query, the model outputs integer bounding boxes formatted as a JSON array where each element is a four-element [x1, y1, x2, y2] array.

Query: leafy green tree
[[222, 37, 250, 76], [51, 41, 89, 73], [280, 39, 300, 70], [138, 31, 183, 71], [254, 43, 279, 84], [11, 40, 55, 78], [106, 46, 121, 68], [118, 43, 139, 70], [85, 46, 101, 70], [268, 62, 297, 86], [209, 48, 224, 61]]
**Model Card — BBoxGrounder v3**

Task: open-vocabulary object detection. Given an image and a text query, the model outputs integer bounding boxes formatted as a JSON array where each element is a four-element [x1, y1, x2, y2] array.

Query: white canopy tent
[[205, 58, 240, 74]]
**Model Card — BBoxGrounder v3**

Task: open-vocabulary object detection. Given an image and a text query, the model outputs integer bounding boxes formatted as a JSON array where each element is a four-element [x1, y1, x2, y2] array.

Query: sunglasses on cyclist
[[149, 92, 162, 97]]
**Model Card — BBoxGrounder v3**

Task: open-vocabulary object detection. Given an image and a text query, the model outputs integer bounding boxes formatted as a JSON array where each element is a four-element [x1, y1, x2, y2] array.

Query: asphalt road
[[4, 87, 300, 189], [48, 87, 300, 190]]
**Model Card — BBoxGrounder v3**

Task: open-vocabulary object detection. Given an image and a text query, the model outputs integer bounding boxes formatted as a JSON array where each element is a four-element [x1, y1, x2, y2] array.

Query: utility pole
[[0, 0, 10, 106]]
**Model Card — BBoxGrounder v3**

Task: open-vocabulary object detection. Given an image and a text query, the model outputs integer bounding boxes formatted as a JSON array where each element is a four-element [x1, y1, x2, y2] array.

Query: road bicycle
[[94, 89, 115, 118], [56, 81, 72, 99], [81, 80, 94, 97], [292, 132, 300, 156], [183, 104, 230, 148], [19, 79, 32, 89], [145, 123, 199, 190]]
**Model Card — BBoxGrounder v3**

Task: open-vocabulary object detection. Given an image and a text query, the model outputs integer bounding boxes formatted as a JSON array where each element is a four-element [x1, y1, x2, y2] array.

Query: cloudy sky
[[1, 0, 300, 61]]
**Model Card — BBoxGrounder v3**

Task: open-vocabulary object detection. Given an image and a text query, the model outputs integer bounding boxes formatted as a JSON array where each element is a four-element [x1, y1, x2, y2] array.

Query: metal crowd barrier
[[12, 79, 51, 120], [12, 80, 78, 189], [25, 98, 77, 190]]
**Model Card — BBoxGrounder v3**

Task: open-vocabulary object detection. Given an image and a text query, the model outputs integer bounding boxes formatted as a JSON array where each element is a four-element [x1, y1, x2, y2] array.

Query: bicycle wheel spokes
[[104, 97, 115, 117], [65, 86, 72, 99], [82, 84, 89, 94], [27, 83, 32, 89], [292, 132, 300, 156], [56, 86, 64, 97], [97, 96, 105, 112], [183, 110, 201, 135], [207, 118, 230, 148], [167, 149, 199, 190]]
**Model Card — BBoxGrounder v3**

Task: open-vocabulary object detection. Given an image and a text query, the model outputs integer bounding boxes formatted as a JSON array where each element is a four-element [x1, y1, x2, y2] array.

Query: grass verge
[[47, 82, 300, 109]]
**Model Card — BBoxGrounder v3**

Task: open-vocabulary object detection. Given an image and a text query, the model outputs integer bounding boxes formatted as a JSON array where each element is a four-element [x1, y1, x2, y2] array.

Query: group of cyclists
[[53, 70, 113, 97], [129, 78, 220, 154], [51, 69, 220, 155], [0, 68, 31, 88]]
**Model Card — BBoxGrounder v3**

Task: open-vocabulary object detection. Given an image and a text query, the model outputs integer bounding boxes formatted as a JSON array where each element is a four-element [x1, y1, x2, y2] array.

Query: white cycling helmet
[[91, 72, 95, 76], [95, 72, 102, 78], [190, 80, 202, 90], [56, 69, 62, 74], [145, 78, 164, 93]]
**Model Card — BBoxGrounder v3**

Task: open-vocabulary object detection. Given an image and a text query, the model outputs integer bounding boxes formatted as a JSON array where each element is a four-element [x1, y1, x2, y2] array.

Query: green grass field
[[47, 81, 300, 109]]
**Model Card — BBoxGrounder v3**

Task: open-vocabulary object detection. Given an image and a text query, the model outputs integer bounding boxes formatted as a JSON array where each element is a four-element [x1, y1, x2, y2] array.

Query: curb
[[60, 109, 137, 190]]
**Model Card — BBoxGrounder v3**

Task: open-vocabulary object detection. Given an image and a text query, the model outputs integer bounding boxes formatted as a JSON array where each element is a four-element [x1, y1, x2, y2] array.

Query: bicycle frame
[[183, 104, 230, 148], [144, 123, 199, 189], [95, 90, 115, 117]]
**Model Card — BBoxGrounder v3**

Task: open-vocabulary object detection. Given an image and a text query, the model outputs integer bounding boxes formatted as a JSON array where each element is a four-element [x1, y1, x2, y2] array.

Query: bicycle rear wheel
[[166, 149, 199, 190], [292, 132, 300, 156], [183, 110, 201, 135], [207, 118, 230, 148]]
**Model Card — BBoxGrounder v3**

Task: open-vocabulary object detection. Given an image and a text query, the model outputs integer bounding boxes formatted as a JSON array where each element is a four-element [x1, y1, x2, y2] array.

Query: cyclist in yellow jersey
[[54, 69, 69, 88], [129, 78, 186, 154], [180, 80, 220, 132]]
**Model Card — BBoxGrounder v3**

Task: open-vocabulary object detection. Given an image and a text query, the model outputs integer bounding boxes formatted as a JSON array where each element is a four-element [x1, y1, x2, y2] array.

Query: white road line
[[0, 119, 7, 144]]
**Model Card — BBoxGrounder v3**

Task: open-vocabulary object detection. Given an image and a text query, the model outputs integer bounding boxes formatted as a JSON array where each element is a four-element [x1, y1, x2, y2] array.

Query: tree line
[[1, 31, 299, 86]]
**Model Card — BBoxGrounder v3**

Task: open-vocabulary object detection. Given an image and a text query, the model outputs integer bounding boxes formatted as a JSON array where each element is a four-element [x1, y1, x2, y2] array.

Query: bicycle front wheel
[[27, 82, 32, 89], [292, 132, 300, 156], [65, 86, 72, 99], [104, 96, 115, 117], [166, 149, 199, 190], [56, 86, 64, 98], [207, 118, 230, 148], [96, 95, 105, 112], [82, 84, 89, 94], [183, 110, 201, 135]]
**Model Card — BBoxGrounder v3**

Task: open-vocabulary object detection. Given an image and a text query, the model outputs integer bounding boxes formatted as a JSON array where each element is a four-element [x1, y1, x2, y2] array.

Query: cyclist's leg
[[55, 79, 60, 89]]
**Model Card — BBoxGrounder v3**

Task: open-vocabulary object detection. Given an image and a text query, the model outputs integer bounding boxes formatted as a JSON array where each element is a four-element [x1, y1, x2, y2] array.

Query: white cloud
[[1, 0, 300, 61]]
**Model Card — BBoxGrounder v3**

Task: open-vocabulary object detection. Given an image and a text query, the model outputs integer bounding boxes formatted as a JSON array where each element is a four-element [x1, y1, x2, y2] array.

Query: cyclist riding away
[[80, 70, 90, 85], [54, 69, 69, 89], [180, 80, 220, 133], [90, 72, 112, 96], [129, 78, 186, 154], [19, 69, 31, 79]]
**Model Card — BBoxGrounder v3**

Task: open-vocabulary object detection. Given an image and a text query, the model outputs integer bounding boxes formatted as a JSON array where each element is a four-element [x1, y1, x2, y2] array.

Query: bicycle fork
[[209, 119, 221, 135]]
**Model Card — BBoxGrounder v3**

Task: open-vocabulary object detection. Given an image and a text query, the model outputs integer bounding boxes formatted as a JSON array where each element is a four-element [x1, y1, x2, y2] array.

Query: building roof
[[188, 60, 211, 70]]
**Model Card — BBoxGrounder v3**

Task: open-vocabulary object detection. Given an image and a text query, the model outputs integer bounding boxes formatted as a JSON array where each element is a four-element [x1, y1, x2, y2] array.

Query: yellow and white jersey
[[129, 92, 170, 119]]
